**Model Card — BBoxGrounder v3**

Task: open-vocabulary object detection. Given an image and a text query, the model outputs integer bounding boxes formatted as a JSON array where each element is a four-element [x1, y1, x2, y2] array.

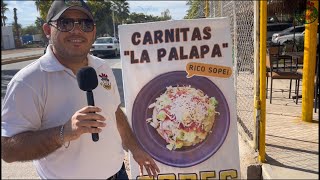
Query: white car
[[271, 25, 305, 44], [272, 30, 319, 45], [90, 37, 120, 57], [273, 31, 304, 45]]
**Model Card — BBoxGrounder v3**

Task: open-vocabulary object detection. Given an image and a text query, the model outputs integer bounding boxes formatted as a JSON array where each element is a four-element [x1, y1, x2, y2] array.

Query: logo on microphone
[[99, 73, 111, 90]]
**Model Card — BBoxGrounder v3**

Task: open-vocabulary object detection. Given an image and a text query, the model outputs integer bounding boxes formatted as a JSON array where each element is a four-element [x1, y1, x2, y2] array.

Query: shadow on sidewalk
[[265, 154, 318, 174]]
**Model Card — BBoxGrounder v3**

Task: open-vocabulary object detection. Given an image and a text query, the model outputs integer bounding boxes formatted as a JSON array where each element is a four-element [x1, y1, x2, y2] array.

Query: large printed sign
[[119, 18, 240, 179]]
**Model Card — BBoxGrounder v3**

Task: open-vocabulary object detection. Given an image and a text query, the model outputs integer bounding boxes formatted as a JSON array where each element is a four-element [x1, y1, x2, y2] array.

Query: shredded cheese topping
[[146, 86, 219, 150]]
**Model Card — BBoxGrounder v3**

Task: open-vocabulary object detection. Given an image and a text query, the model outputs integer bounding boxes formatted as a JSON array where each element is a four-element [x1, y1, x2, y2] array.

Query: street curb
[[1, 55, 42, 65]]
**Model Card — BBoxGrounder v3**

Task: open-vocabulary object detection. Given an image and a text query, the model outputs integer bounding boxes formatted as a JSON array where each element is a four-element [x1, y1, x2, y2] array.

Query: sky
[[4, 1, 189, 28]]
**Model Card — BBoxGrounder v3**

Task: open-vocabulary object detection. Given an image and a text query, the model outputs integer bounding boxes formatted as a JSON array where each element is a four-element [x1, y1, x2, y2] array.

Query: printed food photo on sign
[[146, 85, 218, 151], [132, 71, 230, 168]]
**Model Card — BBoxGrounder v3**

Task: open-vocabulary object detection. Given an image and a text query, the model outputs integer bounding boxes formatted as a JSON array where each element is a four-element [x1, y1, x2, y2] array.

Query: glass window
[[95, 38, 113, 44]]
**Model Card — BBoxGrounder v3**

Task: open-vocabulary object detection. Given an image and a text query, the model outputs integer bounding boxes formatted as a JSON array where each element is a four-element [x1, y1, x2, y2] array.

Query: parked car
[[271, 25, 305, 44], [267, 23, 293, 42], [272, 29, 319, 46], [90, 37, 120, 57]]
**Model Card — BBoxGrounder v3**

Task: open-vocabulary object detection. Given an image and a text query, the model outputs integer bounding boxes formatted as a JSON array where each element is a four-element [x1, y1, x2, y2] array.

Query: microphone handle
[[86, 91, 99, 142]]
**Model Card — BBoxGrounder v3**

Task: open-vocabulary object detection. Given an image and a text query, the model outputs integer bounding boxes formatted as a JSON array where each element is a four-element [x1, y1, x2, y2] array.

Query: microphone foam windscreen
[[77, 66, 98, 91]]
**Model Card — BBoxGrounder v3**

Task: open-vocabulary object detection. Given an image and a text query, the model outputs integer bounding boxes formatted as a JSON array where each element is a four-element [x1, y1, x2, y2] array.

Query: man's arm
[[2, 106, 106, 163], [1, 127, 62, 163], [115, 106, 160, 177]]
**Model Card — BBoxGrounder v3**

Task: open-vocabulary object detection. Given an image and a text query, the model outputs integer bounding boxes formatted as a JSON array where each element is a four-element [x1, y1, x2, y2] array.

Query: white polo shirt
[[1, 45, 124, 179]]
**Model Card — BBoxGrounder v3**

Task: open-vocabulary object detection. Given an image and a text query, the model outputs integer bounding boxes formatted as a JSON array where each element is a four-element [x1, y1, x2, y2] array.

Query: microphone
[[77, 66, 99, 142]]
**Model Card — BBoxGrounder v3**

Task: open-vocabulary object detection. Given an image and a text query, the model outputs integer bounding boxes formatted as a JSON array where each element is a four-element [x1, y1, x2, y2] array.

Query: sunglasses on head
[[49, 18, 95, 32]]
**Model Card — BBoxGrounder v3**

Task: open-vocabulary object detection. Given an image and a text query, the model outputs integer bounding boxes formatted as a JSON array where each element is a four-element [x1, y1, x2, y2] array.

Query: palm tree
[[161, 9, 172, 20], [184, 0, 201, 19], [1, 0, 9, 26], [34, 0, 53, 21], [87, 0, 113, 37], [13, 7, 21, 47], [111, 0, 129, 24]]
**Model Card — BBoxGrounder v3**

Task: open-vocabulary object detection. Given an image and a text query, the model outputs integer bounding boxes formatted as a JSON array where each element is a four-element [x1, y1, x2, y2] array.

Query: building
[[1, 26, 16, 50]]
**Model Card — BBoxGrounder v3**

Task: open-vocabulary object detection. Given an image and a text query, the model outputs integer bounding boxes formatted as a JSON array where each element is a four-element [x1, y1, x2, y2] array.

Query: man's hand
[[63, 106, 106, 142], [115, 106, 160, 177], [131, 147, 160, 177]]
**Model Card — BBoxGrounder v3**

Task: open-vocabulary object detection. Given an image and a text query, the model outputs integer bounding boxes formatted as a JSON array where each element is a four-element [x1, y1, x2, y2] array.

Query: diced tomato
[[164, 130, 172, 136], [179, 122, 200, 132], [196, 126, 205, 133], [192, 97, 201, 103], [177, 90, 187, 96]]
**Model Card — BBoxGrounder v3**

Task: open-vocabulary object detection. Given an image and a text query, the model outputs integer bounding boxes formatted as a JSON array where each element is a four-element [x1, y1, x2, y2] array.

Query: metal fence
[[200, 1, 256, 144]]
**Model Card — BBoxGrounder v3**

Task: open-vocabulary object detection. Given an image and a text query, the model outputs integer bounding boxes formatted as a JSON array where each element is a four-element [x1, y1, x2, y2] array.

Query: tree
[[125, 12, 171, 24], [111, 0, 129, 25], [161, 9, 172, 20], [13, 8, 21, 48], [125, 12, 148, 24], [34, 0, 53, 21], [184, 0, 200, 19], [34, 17, 47, 44], [21, 25, 40, 35], [1, 0, 9, 26], [87, 0, 113, 37], [35, 17, 45, 29]]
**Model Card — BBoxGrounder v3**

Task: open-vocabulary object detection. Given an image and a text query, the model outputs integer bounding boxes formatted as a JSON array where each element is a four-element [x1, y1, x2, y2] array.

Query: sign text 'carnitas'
[[123, 26, 229, 64]]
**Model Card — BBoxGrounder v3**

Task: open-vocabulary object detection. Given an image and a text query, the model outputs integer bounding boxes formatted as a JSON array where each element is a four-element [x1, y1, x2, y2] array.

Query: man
[[1, 0, 159, 179]]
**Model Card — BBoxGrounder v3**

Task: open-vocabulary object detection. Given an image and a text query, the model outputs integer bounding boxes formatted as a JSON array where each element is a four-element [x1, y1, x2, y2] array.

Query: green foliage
[[1, 0, 9, 26], [35, 17, 45, 29], [161, 9, 172, 20], [184, 0, 200, 19], [295, 37, 305, 52], [87, 0, 113, 37], [21, 25, 41, 35], [125, 11, 171, 24], [126, 12, 148, 24], [11, 22, 21, 34], [111, 0, 129, 24], [34, 0, 54, 21]]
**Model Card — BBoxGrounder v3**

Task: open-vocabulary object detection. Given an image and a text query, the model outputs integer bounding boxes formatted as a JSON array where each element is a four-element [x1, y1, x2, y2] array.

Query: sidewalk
[[262, 79, 319, 179], [1, 48, 44, 65]]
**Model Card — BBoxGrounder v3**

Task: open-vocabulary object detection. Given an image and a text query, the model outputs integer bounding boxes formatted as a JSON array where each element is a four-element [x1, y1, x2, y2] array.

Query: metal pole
[[253, 0, 260, 151], [259, 0, 267, 163], [302, 0, 318, 122], [205, 0, 209, 18]]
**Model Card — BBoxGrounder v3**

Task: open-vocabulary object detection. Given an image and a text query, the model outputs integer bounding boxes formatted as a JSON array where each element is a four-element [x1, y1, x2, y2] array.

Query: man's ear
[[43, 23, 51, 39]]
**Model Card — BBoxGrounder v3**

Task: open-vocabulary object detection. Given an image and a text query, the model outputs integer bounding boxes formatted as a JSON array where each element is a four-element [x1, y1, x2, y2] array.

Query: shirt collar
[[40, 44, 104, 72]]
